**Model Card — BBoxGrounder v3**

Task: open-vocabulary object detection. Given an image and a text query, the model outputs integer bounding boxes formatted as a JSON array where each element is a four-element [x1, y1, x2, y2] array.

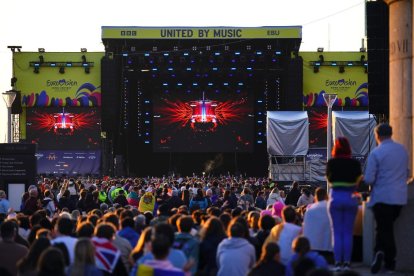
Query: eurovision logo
[[325, 78, 357, 88], [47, 79, 78, 87]]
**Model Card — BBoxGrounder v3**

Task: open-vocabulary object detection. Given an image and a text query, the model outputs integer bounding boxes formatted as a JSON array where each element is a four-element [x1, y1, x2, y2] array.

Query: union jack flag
[[92, 237, 121, 273]]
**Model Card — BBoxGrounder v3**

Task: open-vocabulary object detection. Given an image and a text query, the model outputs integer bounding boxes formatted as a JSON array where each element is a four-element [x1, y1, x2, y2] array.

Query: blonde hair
[[70, 238, 96, 276]]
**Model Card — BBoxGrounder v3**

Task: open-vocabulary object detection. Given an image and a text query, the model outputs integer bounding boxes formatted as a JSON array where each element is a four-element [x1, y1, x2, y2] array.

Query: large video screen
[[36, 150, 101, 175], [153, 91, 254, 152], [26, 107, 101, 150]]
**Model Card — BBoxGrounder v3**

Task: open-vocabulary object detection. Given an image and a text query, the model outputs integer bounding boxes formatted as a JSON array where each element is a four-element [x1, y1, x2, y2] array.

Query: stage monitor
[[26, 107, 101, 150], [153, 90, 254, 152]]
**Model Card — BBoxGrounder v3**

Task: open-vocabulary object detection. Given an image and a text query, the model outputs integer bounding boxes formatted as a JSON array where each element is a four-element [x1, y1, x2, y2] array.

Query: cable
[[303, 1, 364, 26]]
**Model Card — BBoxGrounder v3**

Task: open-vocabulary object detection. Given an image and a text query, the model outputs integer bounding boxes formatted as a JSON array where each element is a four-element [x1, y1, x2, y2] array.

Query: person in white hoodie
[[302, 188, 333, 255], [266, 188, 285, 207], [217, 221, 256, 276]]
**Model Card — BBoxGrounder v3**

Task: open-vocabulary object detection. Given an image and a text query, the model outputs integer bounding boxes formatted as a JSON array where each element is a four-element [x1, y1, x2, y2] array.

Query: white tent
[[332, 111, 376, 156], [266, 111, 309, 156]]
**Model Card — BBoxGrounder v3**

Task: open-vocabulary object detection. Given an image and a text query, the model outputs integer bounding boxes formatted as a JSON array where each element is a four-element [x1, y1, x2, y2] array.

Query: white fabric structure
[[332, 111, 376, 156], [266, 111, 309, 156]]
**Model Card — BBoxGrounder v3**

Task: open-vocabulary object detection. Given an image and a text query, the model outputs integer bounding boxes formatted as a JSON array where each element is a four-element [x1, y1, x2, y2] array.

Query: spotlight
[[59, 67, 65, 74], [319, 54, 324, 63], [81, 48, 87, 52], [313, 66, 319, 73], [38, 48, 45, 53], [339, 66, 345, 73], [7, 46, 22, 52], [317, 47, 324, 52], [360, 47, 366, 52]]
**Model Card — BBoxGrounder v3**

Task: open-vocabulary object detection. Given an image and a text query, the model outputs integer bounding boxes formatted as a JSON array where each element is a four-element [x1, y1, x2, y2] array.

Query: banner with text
[[102, 26, 302, 39], [14, 52, 104, 107], [301, 52, 368, 107]]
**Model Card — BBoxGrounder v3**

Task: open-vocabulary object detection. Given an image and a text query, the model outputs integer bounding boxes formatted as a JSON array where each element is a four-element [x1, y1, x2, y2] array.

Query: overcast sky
[[0, 0, 365, 142]]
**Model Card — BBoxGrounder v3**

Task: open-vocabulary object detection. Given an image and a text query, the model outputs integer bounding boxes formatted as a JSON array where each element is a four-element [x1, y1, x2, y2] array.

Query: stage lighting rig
[[7, 46, 22, 52]]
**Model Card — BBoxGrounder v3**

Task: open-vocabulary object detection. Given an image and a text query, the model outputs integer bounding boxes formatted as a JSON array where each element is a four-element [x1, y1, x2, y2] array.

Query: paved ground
[[332, 263, 413, 276]]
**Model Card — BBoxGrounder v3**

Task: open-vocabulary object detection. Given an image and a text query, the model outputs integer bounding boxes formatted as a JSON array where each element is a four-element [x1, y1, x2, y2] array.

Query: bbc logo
[[121, 31, 137, 36]]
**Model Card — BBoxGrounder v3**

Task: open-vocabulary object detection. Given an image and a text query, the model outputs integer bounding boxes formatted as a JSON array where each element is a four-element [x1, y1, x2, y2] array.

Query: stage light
[[256, 51, 262, 55], [275, 51, 282, 55], [50, 63, 56, 67], [246, 67, 252, 70], [214, 52, 220, 56], [360, 47, 366, 52], [38, 48, 45, 53], [339, 66, 345, 73], [317, 47, 324, 52], [347, 62, 353, 66], [319, 55, 324, 63], [122, 53, 128, 57], [7, 46, 22, 52], [144, 53, 150, 57], [183, 52, 189, 56], [81, 48, 87, 52], [235, 52, 240, 55], [66, 62, 72, 67], [331, 62, 337, 66], [59, 67, 65, 74]]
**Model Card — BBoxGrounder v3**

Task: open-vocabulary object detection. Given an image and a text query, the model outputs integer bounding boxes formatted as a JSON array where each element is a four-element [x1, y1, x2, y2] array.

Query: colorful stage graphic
[[26, 107, 101, 150], [153, 92, 253, 152]]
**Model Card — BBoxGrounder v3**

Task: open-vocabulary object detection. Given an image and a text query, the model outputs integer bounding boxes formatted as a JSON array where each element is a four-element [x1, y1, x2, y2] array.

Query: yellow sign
[[101, 26, 302, 39], [13, 52, 104, 107], [301, 52, 368, 107]]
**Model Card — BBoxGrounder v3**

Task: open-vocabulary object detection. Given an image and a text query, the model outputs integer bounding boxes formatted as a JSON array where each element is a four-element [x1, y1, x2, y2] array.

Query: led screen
[[153, 90, 254, 152], [26, 107, 101, 150]]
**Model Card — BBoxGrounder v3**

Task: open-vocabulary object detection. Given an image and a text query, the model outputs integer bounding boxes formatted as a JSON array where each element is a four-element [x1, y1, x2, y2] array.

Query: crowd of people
[[0, 123, 409, 276]]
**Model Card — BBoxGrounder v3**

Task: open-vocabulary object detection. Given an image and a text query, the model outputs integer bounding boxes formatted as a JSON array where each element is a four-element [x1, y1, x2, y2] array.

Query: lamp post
[[323, 93, 337, 191], [2, 90, 17, 143]]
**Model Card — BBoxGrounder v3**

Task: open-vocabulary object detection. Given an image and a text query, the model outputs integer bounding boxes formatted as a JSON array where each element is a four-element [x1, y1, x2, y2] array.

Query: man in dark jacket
[[284, 181, 301, 206]]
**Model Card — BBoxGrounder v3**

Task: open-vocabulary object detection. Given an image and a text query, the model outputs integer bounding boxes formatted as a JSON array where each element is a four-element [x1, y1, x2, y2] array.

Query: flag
[[92, 237, 121, 273], [136, 264, 185, 276]]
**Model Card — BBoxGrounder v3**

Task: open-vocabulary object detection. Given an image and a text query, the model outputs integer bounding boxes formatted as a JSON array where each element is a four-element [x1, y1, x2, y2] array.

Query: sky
[[0, 0, 365, 142]]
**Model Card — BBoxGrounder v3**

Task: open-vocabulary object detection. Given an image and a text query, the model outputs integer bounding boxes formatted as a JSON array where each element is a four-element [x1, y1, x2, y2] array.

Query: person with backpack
[[173, 216, 199, 275], [189, 189, 208, 212], [42, 190, 56, 218]]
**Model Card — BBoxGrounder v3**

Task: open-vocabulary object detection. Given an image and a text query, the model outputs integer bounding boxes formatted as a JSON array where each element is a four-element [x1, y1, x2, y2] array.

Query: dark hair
[[121, 217, 135, 229], [375, 123, 392, 137], [76, 222, 94, 238], [293, 236, 311, 256], [17, 215, 30, 230], [17, 237, 50, 273], [301, 188, 311, 197], [315, 188, 327, 202], [53, 242, 70, 266], [151, 235, 170, 260], [0, 220, 16, 239], [259, 215, 276, 231], [95, 223, 116, 240], [258, 242, 280, 264], [56, 217, 73, 236], [200, 217, 226, 241], [104, 213, 119, 229], [293, 257, 316, 276], [229, 222, 245, 238], [27, 225, 42, 245], [177, 216, 193, 233], [37, 247, 66, 276], [282, 206, 297, 223], [219, 213, 231, 231], [153, 223, 174, 246]]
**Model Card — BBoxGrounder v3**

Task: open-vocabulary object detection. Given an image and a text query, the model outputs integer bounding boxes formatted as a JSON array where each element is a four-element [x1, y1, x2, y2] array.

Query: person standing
[[0, 190, 10, 215], [326, 136, 362, 271], [364, 123, 409, 274]]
